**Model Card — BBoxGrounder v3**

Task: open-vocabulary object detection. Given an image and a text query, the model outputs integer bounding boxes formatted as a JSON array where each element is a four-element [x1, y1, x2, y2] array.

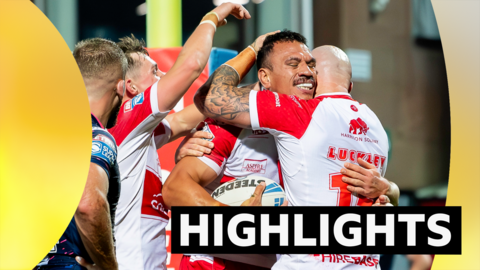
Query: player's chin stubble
[[106, 101, 121, 129]]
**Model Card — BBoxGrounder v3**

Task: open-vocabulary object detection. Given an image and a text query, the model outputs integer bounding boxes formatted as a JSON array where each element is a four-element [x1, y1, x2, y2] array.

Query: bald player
[[311, 46, 398, 206], [194, 30, 393, 269]]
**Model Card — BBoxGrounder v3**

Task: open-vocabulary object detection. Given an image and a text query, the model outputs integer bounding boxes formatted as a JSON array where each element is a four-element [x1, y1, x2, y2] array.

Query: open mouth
[[295, 83, 314, 91]]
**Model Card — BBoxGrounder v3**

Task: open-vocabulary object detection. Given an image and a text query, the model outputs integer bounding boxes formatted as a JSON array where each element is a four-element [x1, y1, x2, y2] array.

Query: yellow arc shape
[[431, 0, 480, 268], [0, 1, 90, 269]]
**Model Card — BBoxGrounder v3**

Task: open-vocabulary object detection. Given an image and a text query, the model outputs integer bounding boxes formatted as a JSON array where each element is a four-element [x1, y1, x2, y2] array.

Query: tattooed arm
[[194, 31, 277, 128], [194, 65, 253, 128]]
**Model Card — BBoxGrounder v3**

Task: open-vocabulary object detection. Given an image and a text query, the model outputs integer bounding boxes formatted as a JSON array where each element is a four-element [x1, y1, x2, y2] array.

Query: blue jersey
[[37, 114, 120, 268]]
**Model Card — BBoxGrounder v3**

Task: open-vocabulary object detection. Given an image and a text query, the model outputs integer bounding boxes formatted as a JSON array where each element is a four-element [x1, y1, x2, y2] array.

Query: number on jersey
[[329, 173, 372, 206]]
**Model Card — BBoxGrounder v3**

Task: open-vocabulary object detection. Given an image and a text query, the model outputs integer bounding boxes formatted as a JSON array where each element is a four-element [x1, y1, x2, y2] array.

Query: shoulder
[[202, 118, 243, 140]]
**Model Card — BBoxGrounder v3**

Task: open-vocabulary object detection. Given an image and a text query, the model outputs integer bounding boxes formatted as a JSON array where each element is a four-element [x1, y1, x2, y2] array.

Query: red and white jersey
[[197, 118, 281, 193], [250, 91, 388, 270], [109, 82, 171, 270], [183, 119, 280, 269]]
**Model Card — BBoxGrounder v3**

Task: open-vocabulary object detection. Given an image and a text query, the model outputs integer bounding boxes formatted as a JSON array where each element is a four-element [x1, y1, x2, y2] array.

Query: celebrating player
[[36, 38, 126, 270], [194, 30, 392, 269], [104, 3, 252, 270]]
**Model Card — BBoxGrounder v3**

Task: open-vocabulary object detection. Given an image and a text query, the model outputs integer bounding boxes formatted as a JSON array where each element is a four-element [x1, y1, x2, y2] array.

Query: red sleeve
[[109, 84, 169, 146], [197, 118, 242, 174], [249, 90, 320, 139]]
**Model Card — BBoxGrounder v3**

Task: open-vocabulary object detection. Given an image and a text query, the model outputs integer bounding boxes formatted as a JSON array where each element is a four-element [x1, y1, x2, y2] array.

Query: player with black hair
[[257, 30, 307, 70], [193, 30, 396, 269]]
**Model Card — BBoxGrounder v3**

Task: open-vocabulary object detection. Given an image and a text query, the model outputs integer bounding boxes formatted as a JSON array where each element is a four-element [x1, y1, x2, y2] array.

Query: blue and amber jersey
[[37, 114, 120, 268]]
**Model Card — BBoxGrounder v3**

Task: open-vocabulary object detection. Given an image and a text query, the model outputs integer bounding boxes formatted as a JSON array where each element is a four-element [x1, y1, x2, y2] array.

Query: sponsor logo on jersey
[[101, 144, 117, 166], [349, 117, 369, 135], [151, 193, 167, 215], [141, 170, 169, 220], [289, 95, 303, 109], [310, 254, 379, 268], [327, 146, 386, 173], [132, 92, 144, 106], [124, 93, 144, 113], [93, 134, 116, 150], [252, 130, 269, 136], [273, 92, 281, 107], [124, 100, 132, 112], [92, 141, 102, 154], [242, 159, 267, 174], [351, 105, 358, 112]]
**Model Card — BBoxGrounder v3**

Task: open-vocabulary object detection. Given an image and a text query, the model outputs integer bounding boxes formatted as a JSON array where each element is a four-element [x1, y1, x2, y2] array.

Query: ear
[[115, 80, 125, 97], [348, 82, 353, 93], [124, 79, 138, 97], [258, 68, 272, 89]]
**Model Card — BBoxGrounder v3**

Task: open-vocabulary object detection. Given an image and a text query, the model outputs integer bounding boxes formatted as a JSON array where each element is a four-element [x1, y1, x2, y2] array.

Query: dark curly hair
[[256, 30, 307, 71], [117, 34, 150, 78]]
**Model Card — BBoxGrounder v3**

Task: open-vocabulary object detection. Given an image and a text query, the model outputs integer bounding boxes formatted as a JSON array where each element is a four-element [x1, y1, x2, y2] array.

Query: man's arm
[[156, 3, 250, 112], [163, 157, 265, 208], [174, 130, 214, 163], [341, 158, 400, 206], [194, 65, 252, 128], [165, 104, 206, 142], [75, 163, 117, 270], [194, 32, 276, 127]]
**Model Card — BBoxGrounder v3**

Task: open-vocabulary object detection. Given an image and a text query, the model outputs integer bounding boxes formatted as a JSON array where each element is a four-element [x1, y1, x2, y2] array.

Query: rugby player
[[36, 39, 126, 270], [164, 32, 396, 270], [104, 3, 253, 270], [194, 30, 393, 269], [114, 34, 213, 160]]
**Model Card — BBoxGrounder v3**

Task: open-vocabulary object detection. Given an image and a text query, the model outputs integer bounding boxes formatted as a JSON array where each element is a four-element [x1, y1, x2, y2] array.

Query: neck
[[315, 82, 349, 97], [121, 93, 134, 104], [89, 91, 116, 128]]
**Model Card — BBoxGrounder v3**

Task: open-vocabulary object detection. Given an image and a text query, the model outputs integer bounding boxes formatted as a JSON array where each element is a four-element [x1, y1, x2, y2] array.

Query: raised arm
[[75, 163, 118, 270], [194, 65, 252, 128], [165, 103, 206, 142], [156, 3, 250, 112], [194, 32, 276, 128]]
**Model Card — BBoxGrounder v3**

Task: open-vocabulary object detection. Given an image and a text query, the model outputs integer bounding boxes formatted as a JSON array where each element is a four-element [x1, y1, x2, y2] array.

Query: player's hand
[[175, 131, 214, 163], [76, 256, 114, 270], [251, 30, 280, 52], [240, 182, 266, 206], [340, 158, 390, 199], [372, 195, 393, 207], [212, 2, 251, 27]]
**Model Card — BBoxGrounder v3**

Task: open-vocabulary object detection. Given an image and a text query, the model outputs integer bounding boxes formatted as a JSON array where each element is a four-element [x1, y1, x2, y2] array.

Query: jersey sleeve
[[249, 90, 318, 139], [91, 130, 118, 178], [109, 82, 170, 146], [153, 119, 172, 149], [196, 119, 242, 176]]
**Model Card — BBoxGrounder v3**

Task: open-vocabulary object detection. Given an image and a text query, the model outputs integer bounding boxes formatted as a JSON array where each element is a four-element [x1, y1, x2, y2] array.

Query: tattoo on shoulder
[[201, 65, 251, 120]]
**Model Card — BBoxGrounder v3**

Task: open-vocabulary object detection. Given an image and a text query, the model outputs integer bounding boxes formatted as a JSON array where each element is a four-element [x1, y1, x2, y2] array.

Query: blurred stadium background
[[31, 0, 448, 269]]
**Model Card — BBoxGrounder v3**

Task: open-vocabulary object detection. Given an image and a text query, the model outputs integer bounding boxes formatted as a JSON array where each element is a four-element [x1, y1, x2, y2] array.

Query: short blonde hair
[[73, 38, 127, 80]]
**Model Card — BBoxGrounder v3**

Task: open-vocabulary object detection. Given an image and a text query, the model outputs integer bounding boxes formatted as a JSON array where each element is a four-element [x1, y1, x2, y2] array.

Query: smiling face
[[258, 41, 317, 100]]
